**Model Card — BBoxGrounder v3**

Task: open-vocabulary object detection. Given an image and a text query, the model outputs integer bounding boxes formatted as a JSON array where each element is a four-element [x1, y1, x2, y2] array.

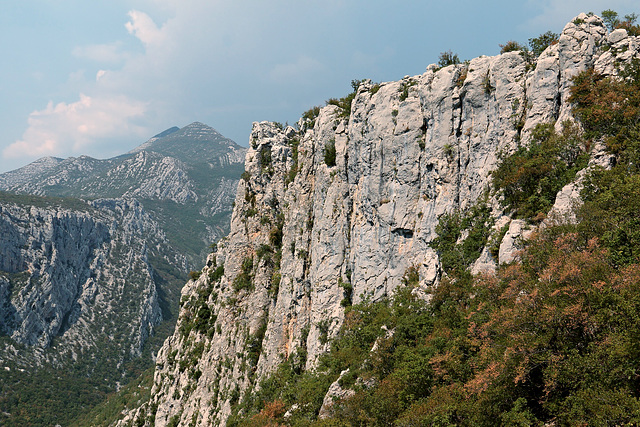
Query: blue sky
[[0, 0, 637, 173]]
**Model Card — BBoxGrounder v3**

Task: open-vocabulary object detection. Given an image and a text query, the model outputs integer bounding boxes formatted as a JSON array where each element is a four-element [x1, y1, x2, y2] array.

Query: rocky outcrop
[[105, 151, 199, 203], [122, 14, 640, 426]]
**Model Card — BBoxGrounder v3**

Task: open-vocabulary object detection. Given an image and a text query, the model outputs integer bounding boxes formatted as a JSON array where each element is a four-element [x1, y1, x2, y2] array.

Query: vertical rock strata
[[0, 198, 184, 367], [135, 15, 639, 426]]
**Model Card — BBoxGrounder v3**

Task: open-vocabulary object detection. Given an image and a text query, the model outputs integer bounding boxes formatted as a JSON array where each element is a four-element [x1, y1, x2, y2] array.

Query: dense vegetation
[[491, 121, 589, 221], [0, 337, 163, 426], [227, 30, 640, 426]]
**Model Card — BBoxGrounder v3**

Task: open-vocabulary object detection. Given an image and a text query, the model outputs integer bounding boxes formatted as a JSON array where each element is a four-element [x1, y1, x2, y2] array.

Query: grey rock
[[608, 28, 628, 44], [498, 219, 534, 265]]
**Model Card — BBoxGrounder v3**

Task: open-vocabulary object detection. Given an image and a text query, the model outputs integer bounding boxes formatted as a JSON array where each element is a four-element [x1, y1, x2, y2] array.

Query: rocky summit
[[111, 14, 640, 426]]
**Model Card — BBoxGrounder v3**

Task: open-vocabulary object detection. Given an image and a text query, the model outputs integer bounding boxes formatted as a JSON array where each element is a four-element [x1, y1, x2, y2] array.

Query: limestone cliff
[[0, 194, 185, 371], [122, 14, 640, 426]]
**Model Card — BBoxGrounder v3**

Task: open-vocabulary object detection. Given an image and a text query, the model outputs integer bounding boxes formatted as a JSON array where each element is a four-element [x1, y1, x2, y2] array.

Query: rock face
[[0, 195, 185, 370], [122, 14, 640, 426]]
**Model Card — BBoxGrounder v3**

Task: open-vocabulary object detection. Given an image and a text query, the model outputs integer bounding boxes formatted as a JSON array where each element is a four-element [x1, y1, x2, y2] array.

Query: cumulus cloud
[[96, 70, 108, 81], [2, 1, 395, 171], [4, 94, 147, 159], [125, 10, 166, 47]]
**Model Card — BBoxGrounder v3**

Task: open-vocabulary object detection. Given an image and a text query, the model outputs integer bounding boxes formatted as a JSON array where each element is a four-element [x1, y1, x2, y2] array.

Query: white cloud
[[2, 1, 372, 170], [4, 94, 147, 159], [96, 70, 107, 81], [125, 10, 166, 48]]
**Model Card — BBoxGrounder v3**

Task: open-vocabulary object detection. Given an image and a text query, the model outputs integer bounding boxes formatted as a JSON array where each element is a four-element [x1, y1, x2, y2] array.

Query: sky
[[0, 0, 637, 173]]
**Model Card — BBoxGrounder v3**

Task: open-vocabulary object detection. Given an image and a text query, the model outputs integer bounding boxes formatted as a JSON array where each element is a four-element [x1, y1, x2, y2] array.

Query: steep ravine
[[121, 14, 639, 426], [0, 196, 186, 369]]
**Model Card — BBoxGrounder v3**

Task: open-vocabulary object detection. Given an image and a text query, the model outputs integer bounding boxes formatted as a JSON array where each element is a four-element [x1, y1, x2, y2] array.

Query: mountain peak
[[127, 122, 243, 166], [174, 122, 223, 140]]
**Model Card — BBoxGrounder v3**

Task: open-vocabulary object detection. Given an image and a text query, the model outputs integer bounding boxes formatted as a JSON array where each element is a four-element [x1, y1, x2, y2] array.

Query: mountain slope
[[0, 191, 189, 425], [114, 13, 640, 426]]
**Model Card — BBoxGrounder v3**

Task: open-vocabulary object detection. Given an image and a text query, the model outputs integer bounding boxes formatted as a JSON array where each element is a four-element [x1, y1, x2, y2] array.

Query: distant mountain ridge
[[0, 156, 64, 188], [0, 122, 247, 266], [128, 122, 243, 165]]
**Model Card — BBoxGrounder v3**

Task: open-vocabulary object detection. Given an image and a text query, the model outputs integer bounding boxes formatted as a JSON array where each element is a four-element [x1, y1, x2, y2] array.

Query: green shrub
[[324, 140, 337, 167], [256, 244, 273, 260], [491, 121, 589, 221], [489, 222, 510, 260], [398, 79, 417, 102], [302, 106, 321, 130], [401, 265, 420, 287], [431, 201, 493, 276], [601, 9, 620, 31], [569, 63, 640, 266], [259, 147, 272, 170], [232, 257, 254, 292], [437, 50, 460, 67], [270, 272, 281, 298], [269, 215, 284, 249], [339, 278, 353, 307], [569, 63, 640, 141], [500, 40, 525, 53], [456, 66, 468, 87], [208, 264, 224, 282], [286, 138, 299, 185], [443, 143, 454, 157], [528, 30, 559, 57], [246, 320, 267, 371], [167, 414, 181, 427], [326, 79, 363, 121], [483, 71, 493, 94], [317, 320, 330, 345]]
